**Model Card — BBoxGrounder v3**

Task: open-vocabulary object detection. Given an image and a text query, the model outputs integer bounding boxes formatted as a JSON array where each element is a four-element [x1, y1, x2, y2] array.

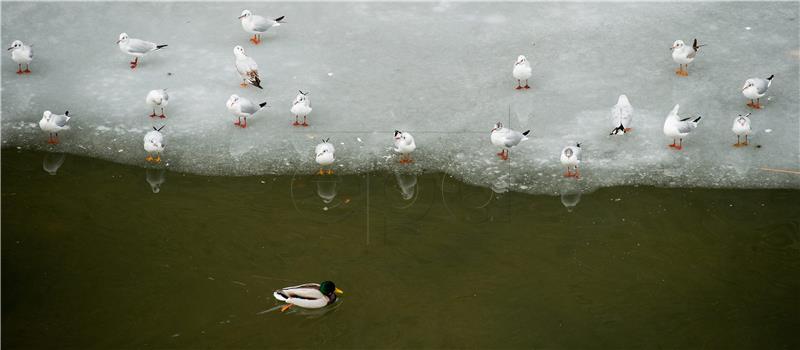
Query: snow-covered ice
[[2, 2, 798, 194]]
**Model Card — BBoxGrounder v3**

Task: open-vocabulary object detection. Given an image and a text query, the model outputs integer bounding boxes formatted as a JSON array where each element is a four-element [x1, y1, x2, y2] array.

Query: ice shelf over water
[[2, 2, 799, 194]]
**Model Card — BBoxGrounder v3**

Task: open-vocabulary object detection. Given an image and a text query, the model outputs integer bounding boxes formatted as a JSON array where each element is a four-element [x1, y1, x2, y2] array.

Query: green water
[[2, 150, 799, 349]]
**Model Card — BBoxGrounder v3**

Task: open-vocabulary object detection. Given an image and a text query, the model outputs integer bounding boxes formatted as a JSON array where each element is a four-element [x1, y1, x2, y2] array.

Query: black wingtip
[[693, 116, 702, 122], [275, 16, 285, 22], [767, 74, 774, 80], [259, 101, 268, 108], [394, 130, 401, 136], [576, 142, 582, 148], [609, 124, 624, 135], [65, 111, 69, 116], [156, 44, 168, 49], [522, 130, 531, 136], [157, 125, 166, 132], [253, 82, 263, 89]]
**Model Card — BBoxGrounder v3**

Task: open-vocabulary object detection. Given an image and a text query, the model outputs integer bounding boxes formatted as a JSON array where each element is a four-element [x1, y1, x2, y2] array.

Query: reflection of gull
[[146, 168, 166, 193], [316, 180, 337, 204], [395, 173, 417, 200], [42, 153, 66, 175], [560, 190, 581, 212]]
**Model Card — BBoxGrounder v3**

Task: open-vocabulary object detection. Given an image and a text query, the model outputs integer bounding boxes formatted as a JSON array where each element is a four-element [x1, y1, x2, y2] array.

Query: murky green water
[[2, 150, 799, 349]]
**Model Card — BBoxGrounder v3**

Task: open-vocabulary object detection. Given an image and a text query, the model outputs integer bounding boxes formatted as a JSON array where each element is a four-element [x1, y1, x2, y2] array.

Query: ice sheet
[[2, 2, 799, 194]]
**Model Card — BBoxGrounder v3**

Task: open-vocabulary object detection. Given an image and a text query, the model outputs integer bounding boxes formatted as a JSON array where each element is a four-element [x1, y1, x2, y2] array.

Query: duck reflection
[[145, 168, 166, 193], [42, 153, 66, 175]]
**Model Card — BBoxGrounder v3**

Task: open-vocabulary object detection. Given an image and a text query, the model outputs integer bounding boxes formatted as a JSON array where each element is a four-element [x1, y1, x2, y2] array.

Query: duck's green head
[[319, 281, 344, 296]]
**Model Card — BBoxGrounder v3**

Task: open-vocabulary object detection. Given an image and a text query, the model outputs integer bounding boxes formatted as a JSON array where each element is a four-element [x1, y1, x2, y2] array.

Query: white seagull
[[117, 33, 167, 69], [39, 110, 71, 144], [315, 138, 336, 175], [671, 38, 703, 76], [513, 55, 532, 90], [238, 10, 285, 45], [609, 94, 634, 135], [393, 130, 417, 164], [233, 46, 262, 89], [144, 126, 165, 164], [742, 75, 774, 109], [7, 40, 33, 74], [291, 90, 312, 126], [663, 104, 702, 150], [732, 113, 752, 147], [146, 89, 169, 118], [560, 143, 582, 178], [226, 94, 268, 128], [491, 122, 530, 160]]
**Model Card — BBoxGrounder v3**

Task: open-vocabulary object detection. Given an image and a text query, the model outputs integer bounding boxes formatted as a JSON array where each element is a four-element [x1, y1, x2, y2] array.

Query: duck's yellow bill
[[335, 288, 344, 295]]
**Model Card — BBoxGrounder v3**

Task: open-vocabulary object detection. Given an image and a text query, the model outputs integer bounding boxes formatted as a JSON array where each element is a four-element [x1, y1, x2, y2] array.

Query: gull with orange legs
[[234, 46, 262, 89], [146, 89, 169, 118], [226, 94, 268, 128], [144, 126, 165, 164], [732, 113, 752, 147], [671, 39, 703, 76], [393, 130, 416, 164], [315, 138, 335, 175], [39, 110, 71, 144], [513, 55, 532, 90], [609, 94, 633, 135], [663, 104, 701, 150], [7, 40, 33, 74], [238, 10, 284, 45], [291, 90, 312, 126], [560, 143, 582, 178], [742, 75, 774, 109], [117, 33, 167, 69], [491, 122, 530, 161]]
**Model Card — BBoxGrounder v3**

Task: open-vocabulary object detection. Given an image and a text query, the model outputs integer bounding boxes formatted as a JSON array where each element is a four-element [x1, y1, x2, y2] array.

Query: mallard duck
[[273, 281, 343, 312]]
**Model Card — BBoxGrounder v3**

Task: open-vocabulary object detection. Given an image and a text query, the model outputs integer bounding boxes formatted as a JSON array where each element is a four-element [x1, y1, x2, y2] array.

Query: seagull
[[291, 90, 312, 126], [742, 75, 774, 109], [146, 89, 169, 118], [39, 110, 71, 144], [117, 33, 167, 69], [671, 39, 704, 76], [610, 94, 633, 135], [233, 46, 262, 89], [663, 104, 702, 150], [393, 130, 416, 164], [560, 143, 582, 178], [7, 40, 33, 74], [513, 55, 532, 89], [732, 113, 752, 147], [144, 126, 165, 163], [491, 122, 530, 160], [238, 10, 285, 45], [226, 94, 268, 128], [315, 138, 335, 175]]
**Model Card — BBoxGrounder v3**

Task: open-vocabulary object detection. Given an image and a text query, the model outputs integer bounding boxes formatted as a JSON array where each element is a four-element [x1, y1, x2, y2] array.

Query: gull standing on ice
[[117, 33, 167, 69], [238, 10, 285, 45], [39, 110, 71, 144], [144, 126, 165, 164], [513, 55, 532, 90], [393, 130, 416, 164], [491, 122, 530, 161], [671, 39, 703, 76], [742, 75, 774, 109], [226, 94, 268, 128], [7, 40, 33, 74], [609, 94, 634, 135], [315, 138, 336, 175], [233, 46, 262, 89], [732, 113, 752, 147], [146, 89, 169, 118], [663, 104, 702, 150], [560, 143, 582, 178], [291, 90, 312, 126]]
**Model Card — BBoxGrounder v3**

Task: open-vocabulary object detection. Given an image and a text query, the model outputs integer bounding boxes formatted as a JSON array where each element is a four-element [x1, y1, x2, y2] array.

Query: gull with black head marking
[[513, 55, 532, 89], [315, 138, 335, 175], [7, 40, 33, 74], [144, 125, 165, 164], [238, 10, 285, 45], [393, 130, 416, 164], [117, 33, 167, 69], [671, 38, 704, 76], [234, 46, 262, 89], [146, 89, 169, 118], [291, 90, 312, 126], [39, 110, 71, 144], [560, 143, 582, 178], [226, 94, 268, 128], [491, 122, 530, 161], [663, 104, 702, 150], [732, 113, 752, 147], [742, 75, 774, 109]]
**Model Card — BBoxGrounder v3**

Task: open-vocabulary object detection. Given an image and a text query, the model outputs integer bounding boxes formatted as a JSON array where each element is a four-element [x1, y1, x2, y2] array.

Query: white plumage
[[671, 39, 702, 76], [732, 113, 752, 147], [117, 33, 166, 69], [291, 91, 312, 126], [513, 55, 532, 89], [233, 46, 262, 89], [491, 122, 530, 160], [610, 94, 633, 135], [663, 104, 701, 149], [145, 89, 169, 118], [239, 10, 284, 44], [143, 127, 165, 163], [226, 94, 267, 128], [8, 40, 33, 73], [315, 139, 336, 174], [742, 75, 774, 109], [39, 110, 71, 144], [393, 130, 416, 163], [273, 281, 342, 311], [560, 143, 582, 178]]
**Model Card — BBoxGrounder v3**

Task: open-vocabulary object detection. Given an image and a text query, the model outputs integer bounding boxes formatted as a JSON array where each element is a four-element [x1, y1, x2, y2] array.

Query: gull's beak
[[335, 288, 344, 295], [116, 40, 121, 44], [238, 15, 245, 19], [7, 47, 13, 51]]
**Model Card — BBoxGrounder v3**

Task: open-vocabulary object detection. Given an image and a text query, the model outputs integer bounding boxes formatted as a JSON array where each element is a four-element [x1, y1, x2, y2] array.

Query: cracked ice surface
[[2, 2, 799, 194]]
